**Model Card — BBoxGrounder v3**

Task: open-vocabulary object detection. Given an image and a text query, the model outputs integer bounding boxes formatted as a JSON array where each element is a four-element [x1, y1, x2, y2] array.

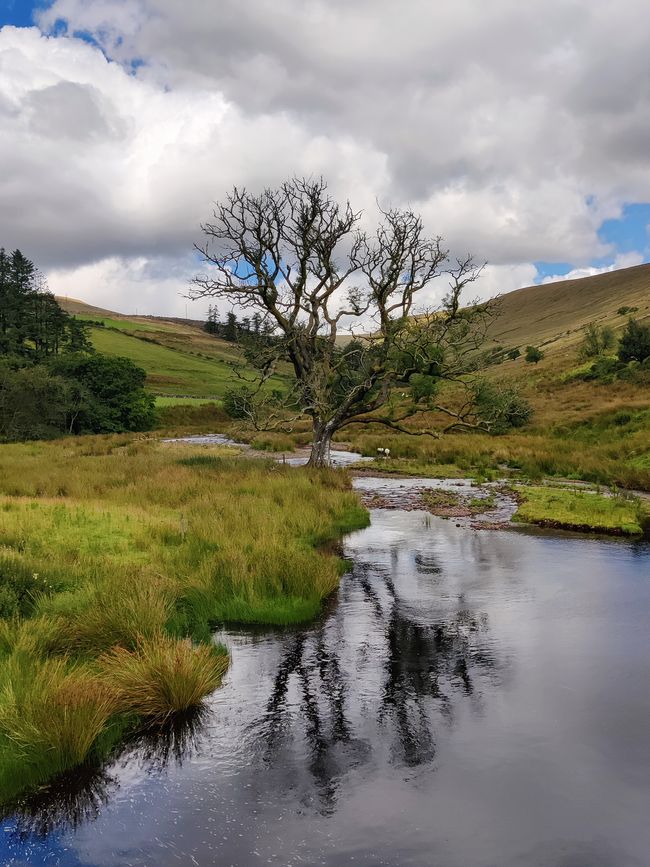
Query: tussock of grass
[[0, 656, 116, 801], [513, 485, 646, 535], [250, 433, 297, 452], [40, 575, 174, 654], [0, 434, 368, 803], [99, 634, 228, 723]]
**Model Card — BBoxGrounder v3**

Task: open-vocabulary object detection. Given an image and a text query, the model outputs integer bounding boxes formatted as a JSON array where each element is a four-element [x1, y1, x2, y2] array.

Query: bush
[[507, 348, 521, 360], [473, 380, 533, 434], [0, 363, 76, 442], [50, 354, 157, 433], [579, 322, 615, 359], [618, 318, 650, 363], [525, 345, 544, 364], [222, 385, 255, 420]]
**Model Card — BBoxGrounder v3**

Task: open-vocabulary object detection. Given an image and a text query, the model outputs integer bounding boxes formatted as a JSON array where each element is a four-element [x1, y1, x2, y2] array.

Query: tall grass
[[342, 407, 650, 491], [99, 634, 229, 723], [0, 434, 368, 803]]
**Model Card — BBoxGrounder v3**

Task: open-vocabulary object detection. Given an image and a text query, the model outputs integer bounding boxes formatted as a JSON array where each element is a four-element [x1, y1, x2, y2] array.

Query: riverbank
[[353, 470, 649, 537], [0, 435, 368, 805], [164, 431, 650, 537]]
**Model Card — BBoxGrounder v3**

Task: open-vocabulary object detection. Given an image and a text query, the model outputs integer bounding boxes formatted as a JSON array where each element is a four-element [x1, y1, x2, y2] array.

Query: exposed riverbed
[[2, 470, 649, 866]]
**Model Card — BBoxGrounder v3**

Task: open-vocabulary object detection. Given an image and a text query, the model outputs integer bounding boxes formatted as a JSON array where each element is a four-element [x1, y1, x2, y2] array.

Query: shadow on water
[[4, 707, 209, 840]]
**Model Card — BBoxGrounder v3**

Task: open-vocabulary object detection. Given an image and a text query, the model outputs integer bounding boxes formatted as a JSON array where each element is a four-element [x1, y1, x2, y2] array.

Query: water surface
[[3, 485, 649, 866]]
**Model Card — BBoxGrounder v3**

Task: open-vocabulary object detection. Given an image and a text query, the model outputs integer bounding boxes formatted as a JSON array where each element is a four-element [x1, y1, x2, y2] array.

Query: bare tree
[[191, 177, 495, 467]]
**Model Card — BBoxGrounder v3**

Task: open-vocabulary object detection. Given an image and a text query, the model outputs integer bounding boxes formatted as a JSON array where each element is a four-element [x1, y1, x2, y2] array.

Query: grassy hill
[[488, 262, 650, 358], [58, 266, 650, 488], [57, 297, 284, 402]]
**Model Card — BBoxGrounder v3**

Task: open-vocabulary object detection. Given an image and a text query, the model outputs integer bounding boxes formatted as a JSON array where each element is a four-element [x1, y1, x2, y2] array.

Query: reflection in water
[[6, 765, 119, 841], [5, 707, 209, 840], [257, 546, 502, 812]]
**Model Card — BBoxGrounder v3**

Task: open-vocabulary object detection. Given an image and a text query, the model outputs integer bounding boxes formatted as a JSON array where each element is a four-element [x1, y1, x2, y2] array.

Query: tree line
[[0, 248, 156, 441], [204, 307, 276, 344]]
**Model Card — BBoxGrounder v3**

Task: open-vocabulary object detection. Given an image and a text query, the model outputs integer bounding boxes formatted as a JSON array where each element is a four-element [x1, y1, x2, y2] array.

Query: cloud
[[2, 1, 650, 313], [540, 251, 645, 285], [46, 254, 205, 317]]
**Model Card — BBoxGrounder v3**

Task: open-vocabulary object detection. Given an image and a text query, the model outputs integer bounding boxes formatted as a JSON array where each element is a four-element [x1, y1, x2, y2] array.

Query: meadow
[[0, 435, 367, 804]]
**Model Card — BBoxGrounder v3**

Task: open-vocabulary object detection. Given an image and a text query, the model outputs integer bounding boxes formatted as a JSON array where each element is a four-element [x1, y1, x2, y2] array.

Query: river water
[[2, 475, 650, 867]]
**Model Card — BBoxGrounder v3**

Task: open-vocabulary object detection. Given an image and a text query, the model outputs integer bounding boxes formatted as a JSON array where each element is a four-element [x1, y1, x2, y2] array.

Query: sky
[[1, 0, 650, 318]]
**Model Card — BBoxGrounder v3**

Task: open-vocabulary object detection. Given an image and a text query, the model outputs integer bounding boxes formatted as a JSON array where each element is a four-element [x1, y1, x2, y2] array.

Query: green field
[[155, 396, 222, 407], [513, 485, 648, 535], [89, 327, 263, 398], [75, 315, 179, 333]]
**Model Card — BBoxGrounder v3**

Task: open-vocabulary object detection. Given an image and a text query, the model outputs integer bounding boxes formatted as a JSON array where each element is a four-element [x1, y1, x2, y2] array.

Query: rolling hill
[[58, 263, 650, 413], [57, 297, 285, 402], [488, 262, 650, 358]]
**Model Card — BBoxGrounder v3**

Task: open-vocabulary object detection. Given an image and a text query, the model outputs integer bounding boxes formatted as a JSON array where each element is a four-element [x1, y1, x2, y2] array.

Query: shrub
[[473, 380, 533, 433], [579, 322, 615, 359], [618, 318, 650, 363], [0, 363, 76, 442], [525, 345, 544, 364], [222, 385, 256, 420], [50, 353, 157, 433]]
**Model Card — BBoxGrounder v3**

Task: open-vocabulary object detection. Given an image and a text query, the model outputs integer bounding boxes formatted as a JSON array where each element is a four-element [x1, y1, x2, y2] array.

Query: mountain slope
[[488, 263, 650, 355]]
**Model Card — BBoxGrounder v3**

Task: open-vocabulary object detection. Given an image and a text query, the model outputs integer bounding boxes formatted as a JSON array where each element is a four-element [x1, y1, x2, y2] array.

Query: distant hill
[[57, 263, 650, 410], [488, 263, 650, 357]]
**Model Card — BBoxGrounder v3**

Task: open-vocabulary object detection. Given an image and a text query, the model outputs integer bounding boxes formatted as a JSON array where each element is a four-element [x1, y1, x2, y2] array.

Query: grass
[[155, 396, 222, 407], [90, 327, 241, 397], [98, 634, 229, 723], [342, 406, 650, 491], [0, 435, 368, 803], [512, 485, 648, 535]]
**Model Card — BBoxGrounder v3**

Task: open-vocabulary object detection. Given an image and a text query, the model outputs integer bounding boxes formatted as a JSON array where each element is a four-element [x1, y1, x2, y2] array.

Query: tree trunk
[[307, 420, 334, 467]]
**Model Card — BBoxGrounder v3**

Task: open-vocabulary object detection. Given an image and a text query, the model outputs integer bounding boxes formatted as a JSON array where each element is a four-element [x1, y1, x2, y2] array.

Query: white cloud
[[540, 251, 645, 285], [46, 254, 205, 317], [2, 1, 650, 314]]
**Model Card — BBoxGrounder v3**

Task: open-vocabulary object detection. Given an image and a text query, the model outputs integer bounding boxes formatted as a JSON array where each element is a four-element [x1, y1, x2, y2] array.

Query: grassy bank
[[512, 485, 649, 535], [0, 436, 367, 804], [341, 407, 650, 491]]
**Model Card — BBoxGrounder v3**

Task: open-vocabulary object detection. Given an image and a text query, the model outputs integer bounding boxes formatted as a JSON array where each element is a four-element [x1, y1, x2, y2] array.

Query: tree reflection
[[259, 554, 502, 810]]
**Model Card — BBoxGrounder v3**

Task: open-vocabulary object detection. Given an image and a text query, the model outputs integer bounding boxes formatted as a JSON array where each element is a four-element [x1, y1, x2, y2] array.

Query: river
[[2, 472, 650, 866]]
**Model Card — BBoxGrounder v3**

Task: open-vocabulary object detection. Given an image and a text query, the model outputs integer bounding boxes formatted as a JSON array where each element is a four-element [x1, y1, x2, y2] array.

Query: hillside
[[58, 263, 650, 414], [488, 263, 650, 356], [57, 296, 285, 402]]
